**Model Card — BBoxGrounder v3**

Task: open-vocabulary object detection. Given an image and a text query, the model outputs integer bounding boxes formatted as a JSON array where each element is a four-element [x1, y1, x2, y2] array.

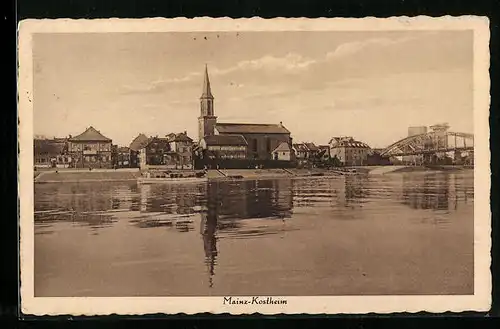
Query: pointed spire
[[201, 64, 213, 98]]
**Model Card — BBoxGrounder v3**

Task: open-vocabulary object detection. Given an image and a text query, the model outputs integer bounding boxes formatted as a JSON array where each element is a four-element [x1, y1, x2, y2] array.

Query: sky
[[33, 30, 473, 148]]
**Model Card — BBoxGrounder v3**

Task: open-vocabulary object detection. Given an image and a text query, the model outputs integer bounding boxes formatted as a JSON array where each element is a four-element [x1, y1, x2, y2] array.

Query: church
[[196, 65, 294, 167]]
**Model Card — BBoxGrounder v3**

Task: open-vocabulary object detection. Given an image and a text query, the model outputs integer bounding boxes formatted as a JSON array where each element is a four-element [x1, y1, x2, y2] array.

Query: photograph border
[[18, 16, 491, 316]]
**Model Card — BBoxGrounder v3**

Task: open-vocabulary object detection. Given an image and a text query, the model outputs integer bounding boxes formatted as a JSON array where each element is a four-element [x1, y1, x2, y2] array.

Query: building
[[292, 142, 320, 161], [165, 132, 195, 169], [292, 142, 323, 167], [408, 126, 428, 137], [198, 65, 217, 140], [197, 65, 293, 162], [198, 135, 248, 161], [137, 136, 171, 169], [130, 132, 195, 170], [114, 146, 131, 168], [272, 142, 292, 161], [328, 136, 371, 166], [429, 123, 450, 149], [292, 143, 309, 160], [67, 126, 113, 168], [129, 133, 149, 168], [34, 137, 70, 168], [215, 123, 292, 160]]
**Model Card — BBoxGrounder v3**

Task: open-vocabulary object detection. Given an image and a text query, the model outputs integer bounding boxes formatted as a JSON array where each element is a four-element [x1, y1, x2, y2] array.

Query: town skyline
[[33, 30, 473, 148]]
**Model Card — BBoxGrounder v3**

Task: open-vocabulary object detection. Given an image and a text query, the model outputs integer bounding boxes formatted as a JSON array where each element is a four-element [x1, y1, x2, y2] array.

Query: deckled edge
[[18, 16, 492, 316]]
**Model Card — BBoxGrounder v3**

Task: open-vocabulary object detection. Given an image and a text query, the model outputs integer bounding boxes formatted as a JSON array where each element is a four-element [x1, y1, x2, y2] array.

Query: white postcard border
[[18, 16, 491, 315]]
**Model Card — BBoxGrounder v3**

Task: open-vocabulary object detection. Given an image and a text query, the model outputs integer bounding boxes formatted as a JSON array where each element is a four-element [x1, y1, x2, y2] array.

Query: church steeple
[[198, 65, 217, 141], [201, 64, 214, 99]]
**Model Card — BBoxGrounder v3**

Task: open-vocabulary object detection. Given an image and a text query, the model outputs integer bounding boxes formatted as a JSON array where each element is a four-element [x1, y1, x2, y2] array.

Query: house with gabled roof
[[272, 142, 292, 161], [328, 136, 372, 166], [292, 142, 320, 161], [138, 136, 171, 169], [113, 146, 131, 168], [67, 126, 113, 168], [129, 131, 195, 170], [197, 65, 293, 162], [164, 131, 195, 169], [129, 133, 150, 168]]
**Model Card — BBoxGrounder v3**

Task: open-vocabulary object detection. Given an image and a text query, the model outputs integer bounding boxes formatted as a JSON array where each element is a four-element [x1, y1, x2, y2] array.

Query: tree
[[330, 155, 341, 167]]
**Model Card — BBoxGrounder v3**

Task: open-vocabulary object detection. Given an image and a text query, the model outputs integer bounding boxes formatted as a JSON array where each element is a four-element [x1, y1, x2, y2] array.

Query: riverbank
[[35, 169, 141, 183], [364, 165, 472, 175], [34, 166, 472, 183], [207, 168, 352, 180]]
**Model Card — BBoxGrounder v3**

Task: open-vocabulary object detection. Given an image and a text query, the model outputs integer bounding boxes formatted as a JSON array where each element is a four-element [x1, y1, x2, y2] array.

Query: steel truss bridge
[[380, 131, 474, 161]]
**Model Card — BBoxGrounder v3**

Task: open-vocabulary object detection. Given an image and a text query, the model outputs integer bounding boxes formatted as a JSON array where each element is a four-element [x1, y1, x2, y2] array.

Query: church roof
[[216, 123, 290, 134], [68, 126, 111, 142], [203, 134, 248, 146], [201, 65, 213, 98]]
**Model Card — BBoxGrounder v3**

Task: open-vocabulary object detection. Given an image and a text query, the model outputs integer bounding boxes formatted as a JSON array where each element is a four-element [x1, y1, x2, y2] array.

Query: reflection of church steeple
[[200, 181, 220, 288]]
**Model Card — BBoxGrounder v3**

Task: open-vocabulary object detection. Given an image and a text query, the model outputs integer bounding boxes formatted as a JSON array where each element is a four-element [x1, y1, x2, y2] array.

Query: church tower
[[198, 65, 217, 141]]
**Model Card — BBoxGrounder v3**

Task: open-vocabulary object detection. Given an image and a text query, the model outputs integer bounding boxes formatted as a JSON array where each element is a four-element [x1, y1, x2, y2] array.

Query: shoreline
[[33, 166, 473, 184]]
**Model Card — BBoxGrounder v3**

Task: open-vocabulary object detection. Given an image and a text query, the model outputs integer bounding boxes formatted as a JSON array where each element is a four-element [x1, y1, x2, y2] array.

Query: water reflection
[[34, 171, 475, 296], [34, 172, 474, 232], [401, 172, 474, 212], [34, 172, 474, 261], [200, 182, 220, 288], [34, 182, 120, 232]]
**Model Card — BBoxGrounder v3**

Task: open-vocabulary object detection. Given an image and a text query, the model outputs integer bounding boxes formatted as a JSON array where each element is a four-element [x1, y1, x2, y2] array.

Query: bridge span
[[380, 125, 474, 165]]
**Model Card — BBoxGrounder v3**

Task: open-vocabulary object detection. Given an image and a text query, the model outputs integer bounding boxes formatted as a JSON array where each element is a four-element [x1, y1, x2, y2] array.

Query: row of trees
[[304, 149, 342, 168]]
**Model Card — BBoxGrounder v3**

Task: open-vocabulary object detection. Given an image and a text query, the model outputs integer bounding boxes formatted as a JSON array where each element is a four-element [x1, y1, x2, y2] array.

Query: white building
[[272, 142, 292, 161], [328, 136, 371, 166]]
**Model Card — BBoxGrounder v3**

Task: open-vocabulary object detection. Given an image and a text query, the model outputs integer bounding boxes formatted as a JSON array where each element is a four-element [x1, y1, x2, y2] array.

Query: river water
[[34, 170, 474, 296]]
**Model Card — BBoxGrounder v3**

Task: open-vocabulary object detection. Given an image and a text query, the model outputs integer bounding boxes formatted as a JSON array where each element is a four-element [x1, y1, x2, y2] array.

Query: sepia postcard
[[18, 16, 491, 315]]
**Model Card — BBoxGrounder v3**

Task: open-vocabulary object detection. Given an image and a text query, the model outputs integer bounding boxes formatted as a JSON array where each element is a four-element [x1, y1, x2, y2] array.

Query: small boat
[[137, 176, 208, 184]]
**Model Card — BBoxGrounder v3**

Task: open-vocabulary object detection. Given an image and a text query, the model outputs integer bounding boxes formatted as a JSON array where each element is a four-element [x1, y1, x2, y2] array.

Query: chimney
[[279, 121, 283, 126], [184, 130, 187, 135]]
